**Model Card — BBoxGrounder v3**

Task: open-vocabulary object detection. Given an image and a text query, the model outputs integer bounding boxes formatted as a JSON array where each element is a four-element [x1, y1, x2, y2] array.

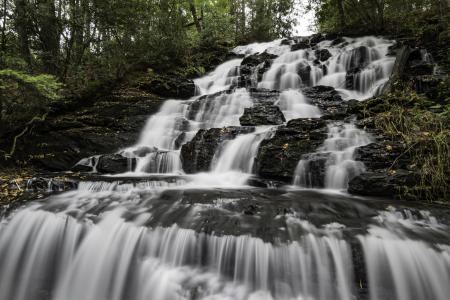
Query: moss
[[366, 88, 449, 202]]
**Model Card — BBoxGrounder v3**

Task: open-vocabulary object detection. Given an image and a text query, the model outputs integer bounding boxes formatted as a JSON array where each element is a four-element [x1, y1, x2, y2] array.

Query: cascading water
[[294, 123, 372, 189], [2, 35, 449, 300], [258, 37, 395, 100]]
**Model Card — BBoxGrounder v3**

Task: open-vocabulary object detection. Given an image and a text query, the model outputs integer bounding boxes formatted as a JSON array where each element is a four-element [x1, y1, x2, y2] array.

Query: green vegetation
[[307, 0, 449, 36], [364, 83, 449, 202], [0, 0, 296, 92]]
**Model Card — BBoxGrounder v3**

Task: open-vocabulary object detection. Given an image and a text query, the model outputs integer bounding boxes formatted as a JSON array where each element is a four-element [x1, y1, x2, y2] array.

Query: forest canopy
[[0, 0, 296, 90]]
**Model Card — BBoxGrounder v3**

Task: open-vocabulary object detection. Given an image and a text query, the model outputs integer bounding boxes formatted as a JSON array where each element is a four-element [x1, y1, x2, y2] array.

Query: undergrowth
[[367, 87, 449, 202]]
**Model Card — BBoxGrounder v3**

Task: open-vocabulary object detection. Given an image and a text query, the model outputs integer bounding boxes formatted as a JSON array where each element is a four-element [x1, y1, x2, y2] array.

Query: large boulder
[[96, 154, 137, 174], [239, 52, 276, 87], [0, 86, 164, 171], [138, 73, 196, 99], [348, 170, 420, 197], [354, 141, 410, 171], [180, 126, 254, 173], [240, 105, 286, 126], [255, 118, 328, 182], [302, 86, 362, 119], [315, 49, 332, 62]]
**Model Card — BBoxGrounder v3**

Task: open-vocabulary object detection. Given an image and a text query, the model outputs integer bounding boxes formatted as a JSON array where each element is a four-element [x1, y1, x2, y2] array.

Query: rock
[[96, 154, 137, 174], [241, 52, 277, 67], [240, 105, 286, 126], [180, 127, 254, 173], [255, 118, 328, 182], [354, 142, 409, 171], [331, 37, 345, 46], [291, 41, 309, 51], [294, 152, 329, 187], [345, 67, 361, 90], [297, 63, 312, 84], [302, 85, 361, 119], [348, 170, 420, 197], [0, 84, 164, 171], [348, 46, 371, 70], [25, 177, 78, 192], [249, 88, 280, 105], [187, 90, 233, 120], [408, 61, 435, 76], [411, 75, 446, 100], [239, 52, 276, 87], [138, 74, 196, 99], [315, 49, 332, 62]]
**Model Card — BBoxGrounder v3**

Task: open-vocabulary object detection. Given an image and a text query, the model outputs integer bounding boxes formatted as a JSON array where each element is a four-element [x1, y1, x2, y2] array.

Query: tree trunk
[[188, 0, 202, 33], [1, 0, 7, 52], [36, 0, 60, 75], [14, 0, 32, 68], [336, 0, 345, 32]]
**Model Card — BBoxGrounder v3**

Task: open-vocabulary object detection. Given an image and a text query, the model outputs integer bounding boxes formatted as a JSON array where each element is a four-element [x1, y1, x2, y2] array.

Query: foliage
[[0, 0, 297, 93], [366, 88, 449, 202], [307, 0, 450, 37], [0, 69, 61, 135]]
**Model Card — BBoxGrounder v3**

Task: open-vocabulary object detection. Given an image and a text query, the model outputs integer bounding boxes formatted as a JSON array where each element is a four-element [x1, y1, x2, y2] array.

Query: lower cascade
[[2, 35, 449, 300]]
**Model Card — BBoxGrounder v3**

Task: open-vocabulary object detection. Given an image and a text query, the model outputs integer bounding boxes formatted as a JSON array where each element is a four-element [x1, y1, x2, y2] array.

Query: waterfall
[[358, 208, 450, 300], [212, 127, 274, 174], [0, 208, 354, 300], [294, 123, 372, 189], [276, 89, 321, 121], [258, 37, 395, 100]]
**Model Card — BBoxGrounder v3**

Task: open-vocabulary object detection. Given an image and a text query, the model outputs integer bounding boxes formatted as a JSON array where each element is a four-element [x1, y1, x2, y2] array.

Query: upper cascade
[[251, 36, 395, 100], [75, 35, 396, 180]]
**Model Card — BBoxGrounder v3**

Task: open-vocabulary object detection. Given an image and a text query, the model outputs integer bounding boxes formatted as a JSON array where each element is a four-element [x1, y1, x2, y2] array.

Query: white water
[[0, 206, 355, 300], [212, 127, 274, 174], [75, 36, 395, 182], [359, 209, 450, 300], [258, 37, 395, 100], [276, 89, 321, 121], [294, 123, 372, 189]]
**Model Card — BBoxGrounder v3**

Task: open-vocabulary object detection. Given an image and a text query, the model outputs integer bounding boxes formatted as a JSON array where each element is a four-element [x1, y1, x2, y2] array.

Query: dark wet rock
[[354, 142, 410, 171], [181, 126, 254, 173], [280, 39, 291, 46], [297, 63, 312, 84], [302, 86, 362, 119], [0, 86, 164, 171], [72, 163, 94, 173], [25, 177, 79, 192], [411, 75, 446, 100], [315, 49, 332, 62], [187, 90, 233, 120], [239, 53, 276, 87], [331, 37, 346, 46], [255, 118, 328, 182], [408, 61, 435, 76], [249, 88, 280, 105], [240, 105, 286, 126], [294, 152, 329, 188], [348, 170, 420, 197], [96, 154, 137, 174], [241, 52, 277, 67], [291, 41, 309, 51], [348, 46, 371, 70], [345, 67, 361, 90], [138, 74, 196, 99]]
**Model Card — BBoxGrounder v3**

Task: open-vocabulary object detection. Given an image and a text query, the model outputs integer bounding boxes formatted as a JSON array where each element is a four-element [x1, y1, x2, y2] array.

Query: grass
[[368, 88, 449, 202]]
